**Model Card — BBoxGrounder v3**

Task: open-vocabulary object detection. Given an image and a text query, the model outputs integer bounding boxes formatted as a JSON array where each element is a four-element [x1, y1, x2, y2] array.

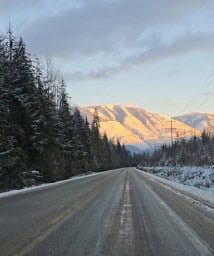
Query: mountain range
[[79, 105, 213, 151], [174, 112, 214, 134]]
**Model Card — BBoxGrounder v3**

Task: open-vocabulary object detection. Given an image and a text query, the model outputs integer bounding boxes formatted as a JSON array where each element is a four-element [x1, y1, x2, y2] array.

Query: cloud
[[0, 0, 79, 18], [6, 0, 211, 81], [0, 0, 41, 13], [65, 32, 214, 81], [167, 69, 183, 77], [23, 0, 213, 57]]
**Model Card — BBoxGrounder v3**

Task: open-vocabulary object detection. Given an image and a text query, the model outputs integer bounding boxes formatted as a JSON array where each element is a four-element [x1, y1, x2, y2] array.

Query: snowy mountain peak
[[79, 105, 201, 150], [174, 112, 214, 134], [100, 104, 115, 110]]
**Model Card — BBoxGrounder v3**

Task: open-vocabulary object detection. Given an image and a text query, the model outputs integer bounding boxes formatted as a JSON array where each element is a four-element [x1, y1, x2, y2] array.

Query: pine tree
[[100, 133, 112, 170], [91, 108, 102, 170], [0, 32, 26, 190], [37, 83, 62, 182], [58, 80, 75, 177], [83, 117, 93, 169]]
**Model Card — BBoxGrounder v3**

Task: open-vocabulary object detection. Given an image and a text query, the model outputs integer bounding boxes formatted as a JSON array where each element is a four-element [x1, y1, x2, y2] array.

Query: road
[[0, 168, 213, 256]]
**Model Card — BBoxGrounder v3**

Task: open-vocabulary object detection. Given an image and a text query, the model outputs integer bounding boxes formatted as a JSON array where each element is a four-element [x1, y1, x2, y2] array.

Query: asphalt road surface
[[0, 168, 213, 256]]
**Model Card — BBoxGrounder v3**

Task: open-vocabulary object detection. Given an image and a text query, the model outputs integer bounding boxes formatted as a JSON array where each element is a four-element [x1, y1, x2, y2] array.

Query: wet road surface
[[0, 168, 213, 256]]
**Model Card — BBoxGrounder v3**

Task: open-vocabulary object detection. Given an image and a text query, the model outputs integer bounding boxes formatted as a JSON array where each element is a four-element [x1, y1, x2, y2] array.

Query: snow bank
[[134, 168, 214, 206], [140, 166, 214, 192]]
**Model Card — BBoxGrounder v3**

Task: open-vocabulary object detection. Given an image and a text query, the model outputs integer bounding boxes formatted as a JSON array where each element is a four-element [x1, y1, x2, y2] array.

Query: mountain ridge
[[174, 112, 214, 134], [79, 104, 204, 149]]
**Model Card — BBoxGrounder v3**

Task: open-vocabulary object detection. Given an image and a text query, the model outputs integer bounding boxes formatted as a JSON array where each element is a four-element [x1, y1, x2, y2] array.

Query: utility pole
[[167, 118, 177, 156], [152, 140, 157, 152], [168, 118, 176, 146]]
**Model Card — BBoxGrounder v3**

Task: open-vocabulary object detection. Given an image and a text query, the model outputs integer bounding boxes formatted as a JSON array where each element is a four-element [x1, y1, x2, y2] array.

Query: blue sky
[[0, 0, 213, 116]]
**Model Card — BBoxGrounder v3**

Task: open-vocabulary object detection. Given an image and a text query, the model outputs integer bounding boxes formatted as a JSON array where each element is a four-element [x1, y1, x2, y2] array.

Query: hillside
[[80, 105, 201, 149], [175, 113, 214, 134]]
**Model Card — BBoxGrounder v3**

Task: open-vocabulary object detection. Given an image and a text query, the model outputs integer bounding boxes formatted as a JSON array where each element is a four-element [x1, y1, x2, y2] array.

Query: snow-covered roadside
[[138, 166, 214, 192], [134, 168, 214, 206], [0, 171, 110, 199]]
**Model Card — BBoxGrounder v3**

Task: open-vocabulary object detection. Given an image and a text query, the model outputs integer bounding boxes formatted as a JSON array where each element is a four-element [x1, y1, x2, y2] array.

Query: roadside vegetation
[[137, 131, 214, 167], [136, 132, 214, 190], [0, 30, 132, 191]]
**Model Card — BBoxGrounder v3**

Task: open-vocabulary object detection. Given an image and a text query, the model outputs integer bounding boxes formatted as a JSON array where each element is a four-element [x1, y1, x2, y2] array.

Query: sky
[[0, 0, 214, 116]]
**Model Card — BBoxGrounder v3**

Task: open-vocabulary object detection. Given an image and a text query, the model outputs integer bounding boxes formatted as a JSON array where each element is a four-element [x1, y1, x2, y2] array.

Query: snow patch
[[140, 166, 214, 192], [135, 168, 214, 206]]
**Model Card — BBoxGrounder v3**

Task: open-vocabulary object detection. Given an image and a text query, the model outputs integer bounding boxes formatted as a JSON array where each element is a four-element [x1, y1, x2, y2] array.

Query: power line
[[178, 70, 214, 115], [192, 84, 214, 112]]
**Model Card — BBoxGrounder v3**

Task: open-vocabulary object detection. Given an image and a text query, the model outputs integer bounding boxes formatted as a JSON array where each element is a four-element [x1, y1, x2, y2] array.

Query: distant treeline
[[136, 132, 214, 167], [0, 30, 132, 191]]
